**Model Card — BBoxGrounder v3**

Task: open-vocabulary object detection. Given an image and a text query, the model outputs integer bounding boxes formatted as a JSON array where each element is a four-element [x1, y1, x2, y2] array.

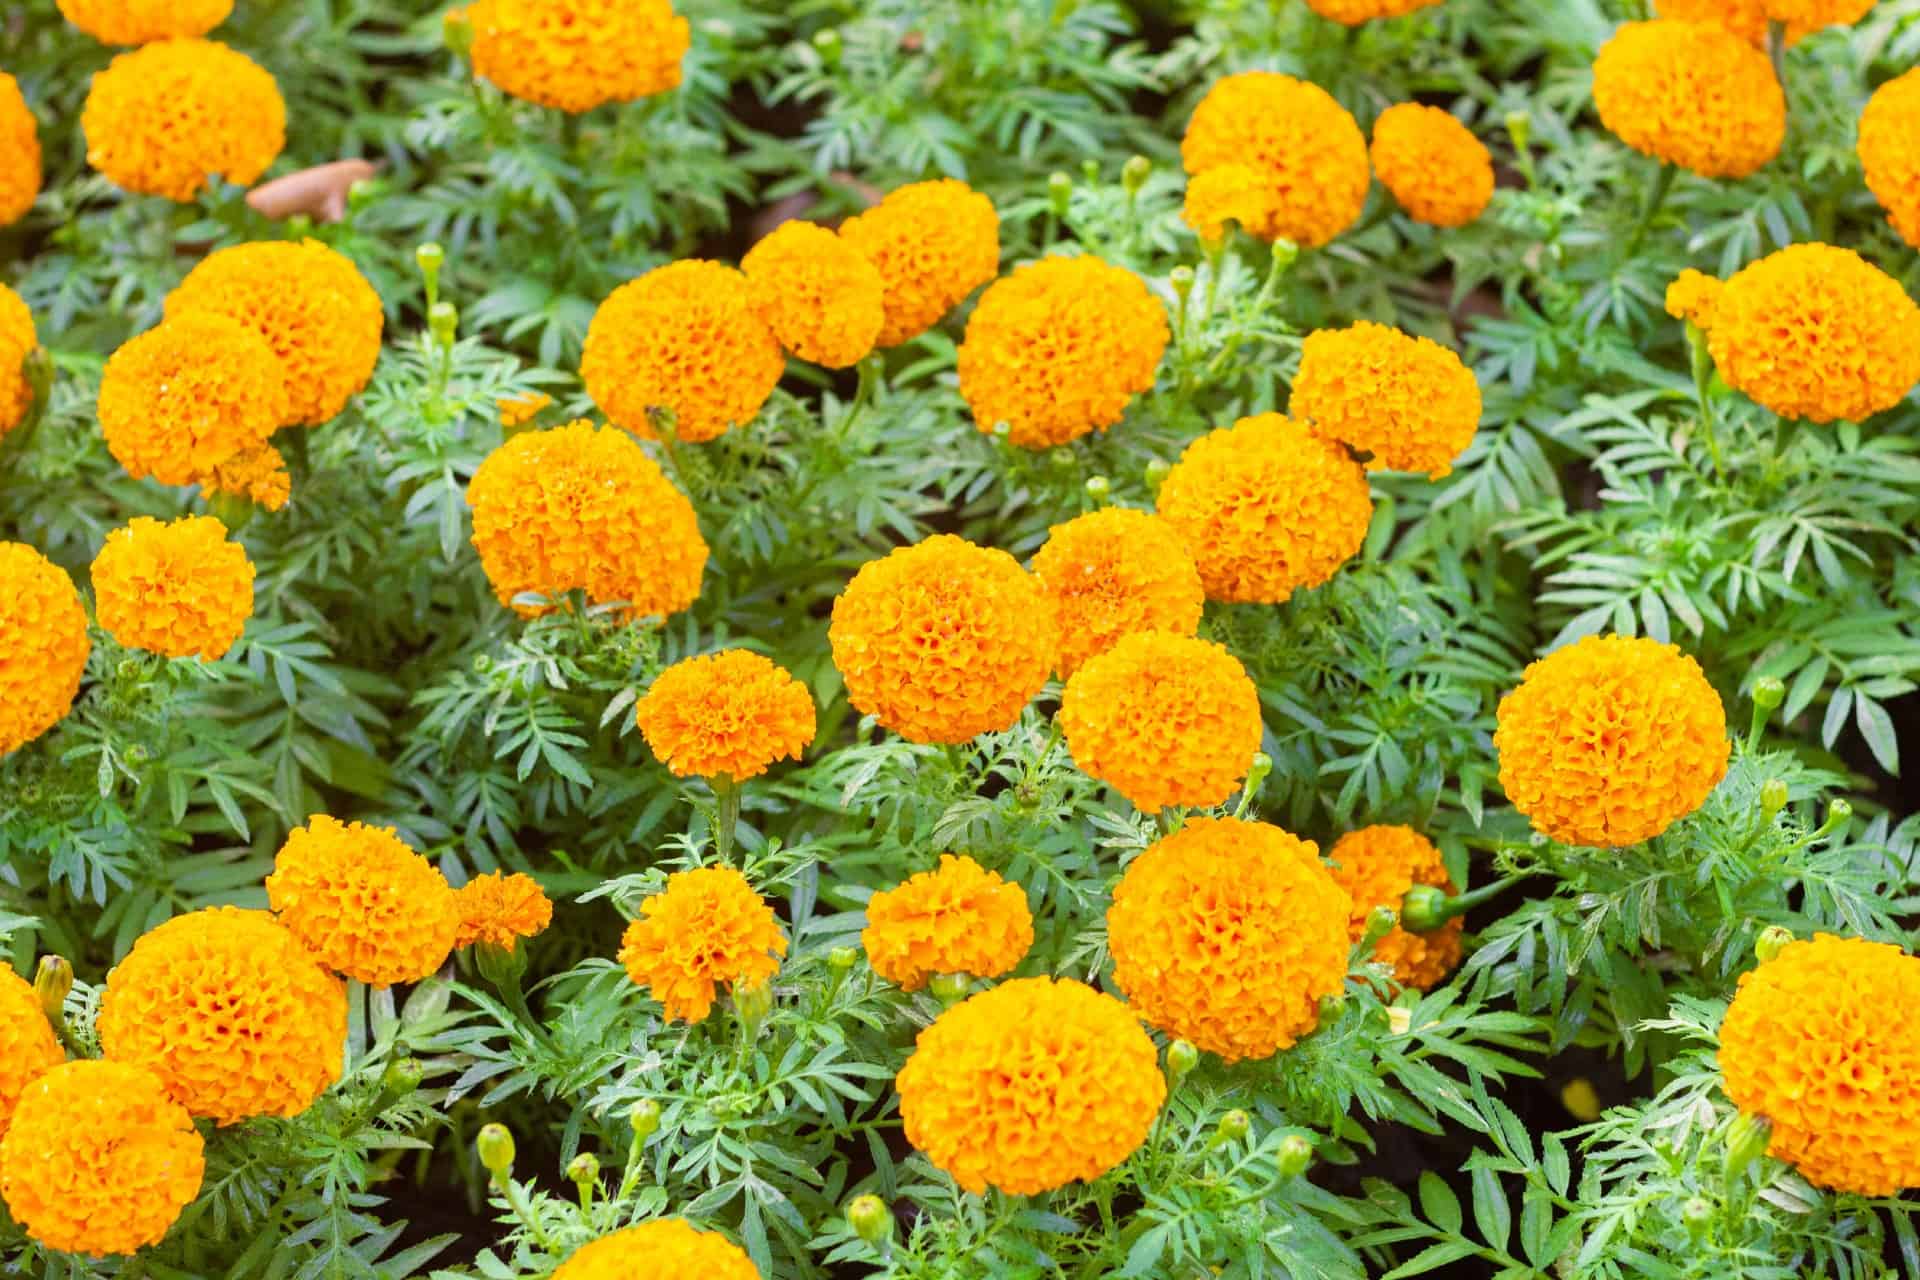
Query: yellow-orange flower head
[[838, 179, 1000, 348], [0, 73, 39, 229], [1495, 634, 1729, 847], [1292, 320, 1482, 479], [82, 38, 285, 202], [204, 444, 292, 512], [1763, 0, 1877, 31], [1861, 70, 1920, 250], [0, 1060, 203, 1257], [861, 854, 1034, 992], [1155, 413, 1373, 604], [467, 420, 709, 619], [453, 872, 553, 952], [636, 649, 816, 781], [498, 391, 551, 428], [828, 535, 1058, 745], [1182, 72, 1370, 247], [1665, 267, 1725, 329], [1370, 103, 1495, 228], [957, 255, 1168, 449], [1719, 933, 1920, 1196], [57, 0, 233, 44], [897, 976, 1164, 1195], [742, 220, 885, 369], [1303, 0, 1446, 23], [552, 1220, 760, 1280], [618, 866, 787, 1024], [266, 815, 461, 987], [1326, 825, 1462, 991], [1031, 507, 1204, 677], [97, 906, 345, 1125], [0, 543, 90, 758], [469, 0, 689, 114], [1654, 0, 1800, 45], [0, 968, 61, 1141], [581, 260, 784, 443], [1180, 164, 1275, 246], [0, 284, 37, 439], [91, 515, 254, 661], [1591, 20, 1784, 180]]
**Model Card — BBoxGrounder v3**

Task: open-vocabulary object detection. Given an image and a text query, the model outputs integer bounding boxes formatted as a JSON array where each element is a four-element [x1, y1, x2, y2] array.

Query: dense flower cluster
[[468, 0, 689, 113], [1664, 267, 1724, 329], [1303, 0, 1446, 22], [1180, 164, 1274, 246], [0, 968, 61, 1141], [1858, 69, 1920, 248], [861, 854, 1034, 991], [0, 73, 39, 229], [1369, 103, 1495, 228], [1591, 20, 1784, 179], [742, 220, 884, 369], [636, 649, 816, 780], [618, 866, 787, 1023], [91, 515, 255, 660], [1292, 321, 1482, 478], [1326, 825, 1462, 991], [896, 977, 1165, 1195], [0, 542, 90, 757], [0, 283, 35, 438], [266, 816, 461, 986], [57, 0, 232, 44], [81, 38, 285, 201], [1030, 507, 1204, 676], [1182, 72, 1370, 247], [837, 179, 1000, 348], [551, 1220, 761, 1280], [454, 872, 554, 952]]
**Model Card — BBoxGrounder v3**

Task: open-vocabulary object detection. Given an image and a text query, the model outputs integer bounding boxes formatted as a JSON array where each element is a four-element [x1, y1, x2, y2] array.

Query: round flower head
[[0, 543, 90, 757], [99, 311, 287, 490], [581, 260, 785, 443], [861, 854, 1034, 992], [1719, 934, 1920, 1196], [0, 73, 39, 229], [57, 0, 233, 44], [266, 815, 461, 987], [1495, 634, 1729, 848], [837, 179, 1000, 348], [1326, 825, 1462, 991], [1860, 70, 1920, 250], [1182, 72, 1370, 247], [454, 872, 553, 953], [0, 283, 36, 438], [1180, 164, 1275, 246], [1665, 267, 1725, 329], [742, 220, 885, 369], [1591, 20, 1784, 180], [552, 1220, 760, 1280], [91, 515, 254, 660], [0, 1060, 203, 1257], [635, 649, 815, 781], [0, 967, 61, 1141], [956, 255, 1168, 448], [467, 420, 709, 619], [1291, 321, 1482, 479], [469, 0, 688, 114], [828, 535, 1059, 745], [618, 866, 787, 1024], [896, 976, 1165, 1195], [1155, 412, 1373, 604], [1370, 103, 1495, 228], [1303, 0, 1446, 22], [96, 906, 346, 1124], [1031, 507, 1204, 677], [82, 38, 285, 201]]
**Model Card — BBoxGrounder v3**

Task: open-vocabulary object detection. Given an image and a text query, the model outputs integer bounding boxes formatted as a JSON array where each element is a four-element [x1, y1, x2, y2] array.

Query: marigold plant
[[1326, 825, 1462, 991], [0, 967, 61, 1141], [468, 0, 689, 114], [1181, 72, 1370, 247], [266, 815, 462, 987], [861, 854, 1034, 991], [617, 865, 787, 1023], [635, 649, 816, 781], [0, 542, 90, 758], [837, 178, 1001, 348], [454, 872, 554, 953], [1369, 102, 1494, 228], [90, 515, 254, 661], [742, 220, 885, 369], [1180, 164, 1275, 246], [1292, 320, 1482, 479], [550, 1219, 760, 1280], [0, 72, 38, 229], [1030, 506, 1204, 676], [1591, 20, 1785, 180], [1859, 69, 1920, 249], [81, 38, 285, 201], [0, 283, 35, 437], [56, 0, 232, 44]]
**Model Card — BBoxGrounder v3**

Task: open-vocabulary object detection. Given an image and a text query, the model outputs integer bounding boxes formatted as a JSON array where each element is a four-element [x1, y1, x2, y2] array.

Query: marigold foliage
[[742, 220, 885, 369], [1859, 69, 1920, 250], [1369, 102, 1494, 228], [1292, 320, 1482, 479], [1030, 507, 1204, 676], [81, 38, 285, 201], [469, 0, 689, 114], [617, 865, 787, 1023], [0, 282, 35, 437], [0, 72, 39, 229], [1591, 20, 1784, 180], [861, 854, 1034, 992], [0, 967, 61, 1142], [1665, 267, 1725, 329], [837, 179, 1001, 348], [1180, 164, 1274, 246], [91, 515, 255, 660], [635, 649, 816, 781], [57, 0, 232, 44], [266, 815, 462, 987], [98, 311, 288, 489], [551, 1219, 760, 1280], [0, 542, 90, 757], [453, 872, 554, 952], [1182, 72, 1370, 247], [1303, 0, 1447, 22], [1326, 825, 1462, 991]]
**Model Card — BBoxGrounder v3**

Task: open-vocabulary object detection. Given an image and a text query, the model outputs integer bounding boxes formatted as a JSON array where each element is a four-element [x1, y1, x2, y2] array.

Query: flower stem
[[1624, 161, 1677, 257]]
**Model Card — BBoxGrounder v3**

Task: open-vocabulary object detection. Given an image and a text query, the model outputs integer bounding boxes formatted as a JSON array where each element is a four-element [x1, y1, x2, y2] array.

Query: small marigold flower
[[497, 391, 551, 428], [1291, 320, 1482, 479], [1494, 634, 1730, 848], [1180, 164, 1275, 246], [617, 866, 787, 1024], [266, 815, 462, 987], [0, 543, 90, 758], [0, 1060, 203, 1257], [1859, 70, 1920, 250], [453, 872, 553, 952], [1326, 825, 1462, 991], [0, 967, 61, 1141], [468, 0, 689, 114], [1591, 20, 1784, 180], [1719, 933, 1920, 1196], [1031, 507, 1204, 677], [838, 179, 1000, 348], [1155, 413, 1373, 604], [552, 1220, 760, 1280], [1303, 0, 1446, 22], [861, 854, 1034, 991], [956, 255, 1168, 448], [96, 906, 346, 1124], [206, 444, 294, 510], [1182, 72, 1370, 247], [1665, 267, 1725, 329], [0, 73, 39, 229], [742, 220, 885, 369], [91, 515, 254, 661], [1369, 103, 1495, 228], [0, 283, 35, 437], [828, 534, 1059, 745], [57, 0, 233, 44], [581, 260, 785, 443], [82, 38, 285, 202], [635, 649, 816, 781]]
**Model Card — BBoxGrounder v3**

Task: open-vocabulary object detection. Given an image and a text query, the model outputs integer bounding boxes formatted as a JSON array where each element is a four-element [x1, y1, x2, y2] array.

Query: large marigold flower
[[1031, 507, 1204, 677], [1860, 70, 1920, 250], [0, 73, 39, 229], [1326, 825, 1461, 991], [1180, 164, 1275, 247], [828, 535, 1058, 745], [1665, 267, 1725, 329], [1303, 0, 1446, 22], [0, 968, 61, 1141], [454, 872, 553, 953], [1155, 413, 1373, 604], [0, 1061, 203, 1257], [861, 854, 1034, 992], [742, 220, 884, 369], [82, 38, 285, 202], [1591, 20, 1784, 180], [838, 179, 1000, 348], [618, 866, 787, 1024], [57, 0, 232, 44], [1370, 103, 1495, 228], [1291, 320, 1482, 479], [91, 515, 254, 661], [1182, 72, 1370, 247], [552, 1220, 760, 1280], [635, 649, 815, 781], [96, 906, 345, 1124], [0, 543, 90, 758], [0, 284, 36, 438], [469, 0, 689, 114], [266, 815, 461, 987], [1719, 934, 1920, 1196], [1494, 634, 1729, 848]]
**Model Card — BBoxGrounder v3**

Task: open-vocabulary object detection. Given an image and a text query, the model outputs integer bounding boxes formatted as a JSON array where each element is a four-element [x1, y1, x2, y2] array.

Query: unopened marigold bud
[[812, 28, 843, 67], [1085, 475, 1111, 504], [567, 1152, 600, 1189], [630, 1098, 663, 1140], [1166, 1039, 1200, 1086], [1750, 676, 1785, 713], [1276, 1133, 1313, 1178], [1049, 446, 1076, 472], [1214, 1109, 1250, 1146], [1724, 1112, 1771, 1179], [1363, 905, 1398, 949], [476, 1123, 515, 1179], [929, 972, 970, 1005], [1244, 750, 1273, 792], [1144, 457, 1171, 493], [1270, 239, 1300, 272], [347, 178, 384, 213], [848, 1193, 891, 1246], [1820, 798, 1852, 836], [1170, 266, 1195, 303], [1505, 111, 1531, 154], [1048, 172, 1073, 217], [429, 301, 459, 351], [1122, 155, 1151, 195], [381, 1057, 424, 1095], [443, 7, 475, 58], [1080, 159, 1100, 183], [828, 946, 859, 972], [1754, 925, 1793, 964], [1758, 778, 1789, 821], [1400, 883, 1450, 934], [1682, 1196, 1712, 1239], [33, 955, 71, 1023], [734, 975, 773, 1029], [415, 241, 445, 279]]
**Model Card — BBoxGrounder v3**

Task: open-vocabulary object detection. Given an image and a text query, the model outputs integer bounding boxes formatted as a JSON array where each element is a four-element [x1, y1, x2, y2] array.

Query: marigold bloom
[[82, 38, 285, 201], [0, 1061, 203, 1257], [0, 968, 61, 1141], [636, 649, 815, 781], [828, 535, 1058, 745], [1326, 825, 1462, 991], [0, 73, 39, 229], [617, 866, 787, 1023], [266, 815, 461, 987], [861, 854, 1034, 991], [0, 543, 90, 757], [1155, 413, 1373, 604], [1182, 72, 1370, 247], [454, 872, 553, 952], [498, 391, 551, 427], [1653, 0, 1804, 45], [91, 515, 254, 660], [1303, 0, 1446, 22], [1494, 634, 1729, 847], [552, 1220, 760, 1280], [204, 444, 293, 511], [469, 0, 688, 114], [0, 283, 35, 438], [1291, 321, 1482, 479], [57, 0, 233, 44], [1031, 507, 1204, 677], [1591, 21, 1784, 180], [1665, 267, 1725, 329], [581, 261, 784, 443], [468, 420, 708, 618], [1369, 103, 1494, 228], [839, 179, 1000, 348], [1860, 70, 1920, 250], [742, 220, 885, 369], [97, 906, 345, 1124], [1763, 0, 1877, 31], [1719, 934, 1920, 1196], [957, 255, 1168, 448], [1180, 164, 1275, 246]]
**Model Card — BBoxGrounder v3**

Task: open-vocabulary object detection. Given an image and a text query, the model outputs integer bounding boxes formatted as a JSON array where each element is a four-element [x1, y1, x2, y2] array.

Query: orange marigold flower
[[1031, 507, 1204, 677], [454, 872, 553, 952], [956, 255, 1168, 448], [96, 906, 345, 1125], [552, 1220, 760, 1280], [469, 0, 688, 114], [82, 38, 285, 202], [201, 443, 292, 511], [1652, 0, 1804, 45], [581, 260, 785, 443], [838, 179, 1000, 348], [828, 534, 1059, 745], [1291, 320, 1482, 479], [57, 0, 232, 44], [861, 854, 1034, 991], [498, 391, 551, 428], [266, 815, 461, 987], [1494, 634, 1729, 848], [636, 649, 816, 781], [1591, 20, 1784, 180], [91, 515, 254, 661], [467, 420, 708, 618], [0, 543, 90, 758], [1303, 0, 1446, 23], [1719, 933, 1920, 1196], [897, 976, 1165, 1195], [1182, 72, 1370, 247], [1370, 103, 1495, 228], [1664, 267, 1725, 329], [1155, 413, 1373, 604], [742, 220, 885, 369], [1180, 164, 1275, 246], [1326, 825, 1462, 991], [0, 967, 61, 1141], [0, 1060, 203, 1257], [0, 283, 35, 437], [1859, 69, 1920, 250], [1763, 0, 1876, 31], [617, 865, 787, 1023], [0, 73, 39, 229]]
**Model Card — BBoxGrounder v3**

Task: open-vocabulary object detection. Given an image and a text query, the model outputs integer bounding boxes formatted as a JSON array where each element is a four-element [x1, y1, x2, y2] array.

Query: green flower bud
[[848, 1193, 891, 1246], [1270, 239, 1300, 272], [828, 946, 859, 972], [1758, 778, 1789, 821], [1682, 1196, 1712, 1239], [992, 421, 1012, 442], [1169, 265, 1195, 303], [734, 975, 774, 1031], [1244, 751, 1273, 791], [125, 744, 150, 767], [1504, 111, 1532, 153], [442, 7, 475, 58], [929, 972, 971, 1005], [1754, 925, 1793, 964], [1048, 172, 1073, 217], [1085, 475, 1111, 504], [1750, 676, 1785, 713], [1275, 1133, 1313, 1178], [33, 956, 71, 1024], [1400, 883, 1451, 933], [1144, 458, 1171, 493], [1081, 159, 1101, 183], [347, 178, 384, 213], [472, 653, 493, 675], [1050, 446, 1076, 472], [630, 1098, 663, 1140], [1121, 155, 1151, 195], [1214, 1109, 1251, 1145], [812, 28, 843, 67], [1822, 798, 1852, 835], [1165, 1039, 1200, 1086], [415, 241, 446, 278], [381, 1057, 425, 1095], [429, 301, 459, 351], [566, 1152, 600, 1189], [476, 1123, 515, 1180], [1361, 905, 1398, 949], [1723, 1112, 1771, 1179]]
